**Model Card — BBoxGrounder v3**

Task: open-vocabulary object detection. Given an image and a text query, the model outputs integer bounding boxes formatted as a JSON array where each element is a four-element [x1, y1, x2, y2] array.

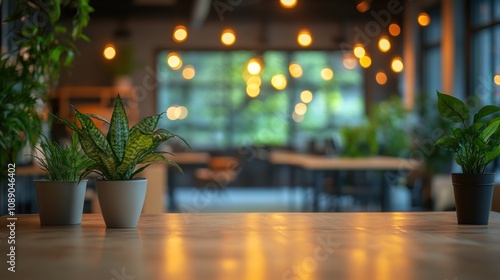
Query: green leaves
[[108, 94, 129, 163], [474, 105, 500, 123], [436, 91, 470, 123], [32, 133, 92, 182], [435, 91, 500, 173], [55, 93, 189, 180]]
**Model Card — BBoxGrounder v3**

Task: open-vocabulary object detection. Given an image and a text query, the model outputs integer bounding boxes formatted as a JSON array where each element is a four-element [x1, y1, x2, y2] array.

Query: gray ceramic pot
[[96, 179, 147, 228], [35, 180, 87, 225]]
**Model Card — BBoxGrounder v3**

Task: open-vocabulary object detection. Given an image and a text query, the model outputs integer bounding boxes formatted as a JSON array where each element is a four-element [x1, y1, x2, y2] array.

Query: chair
[[194, 156, 240, 192]]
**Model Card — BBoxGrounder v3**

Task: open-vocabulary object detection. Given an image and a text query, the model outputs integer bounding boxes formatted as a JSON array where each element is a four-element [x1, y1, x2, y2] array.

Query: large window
[[157, 50, 363, 150], [470, 0, 500, 104]]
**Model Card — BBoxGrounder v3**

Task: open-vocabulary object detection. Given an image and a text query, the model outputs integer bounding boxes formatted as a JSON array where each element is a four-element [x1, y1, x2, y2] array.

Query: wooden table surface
[[269, 150, 420, 170], [2, 212, 500, 279]]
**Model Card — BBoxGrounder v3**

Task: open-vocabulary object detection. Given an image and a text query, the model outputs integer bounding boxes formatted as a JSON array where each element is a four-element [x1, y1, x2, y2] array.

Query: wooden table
[[1, 212, 500, 279], [270, 151, 420, 211]]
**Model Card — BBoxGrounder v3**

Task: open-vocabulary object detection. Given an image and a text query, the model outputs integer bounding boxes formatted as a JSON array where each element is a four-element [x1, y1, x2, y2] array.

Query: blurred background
[[2, 0, 500, 214]]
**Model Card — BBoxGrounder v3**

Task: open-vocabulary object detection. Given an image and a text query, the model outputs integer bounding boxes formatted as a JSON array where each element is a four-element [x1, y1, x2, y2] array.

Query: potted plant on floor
[[55, 94, 189, 228], [32, 133, 92, 225], [435, 91, 500, 225]]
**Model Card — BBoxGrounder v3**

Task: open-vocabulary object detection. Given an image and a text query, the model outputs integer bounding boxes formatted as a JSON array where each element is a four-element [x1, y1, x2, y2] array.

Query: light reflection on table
[[1, 212, 500, 280]]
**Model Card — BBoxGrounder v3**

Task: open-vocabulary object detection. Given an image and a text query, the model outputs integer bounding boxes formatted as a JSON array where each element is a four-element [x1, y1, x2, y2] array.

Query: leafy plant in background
[[371, 96, 411, 157], [32, 133, 92, 181], [0, 0, 92, 176], [55, 94, 190, 180], [435, 91, 500, 174], [339, 123, 378, 157], [412, 91, 453, 174], [0, 59, 42, 170]]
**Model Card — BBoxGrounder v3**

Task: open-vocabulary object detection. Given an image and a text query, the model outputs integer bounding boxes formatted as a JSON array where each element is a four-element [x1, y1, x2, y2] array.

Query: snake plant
[[54, 94, 189, 180]]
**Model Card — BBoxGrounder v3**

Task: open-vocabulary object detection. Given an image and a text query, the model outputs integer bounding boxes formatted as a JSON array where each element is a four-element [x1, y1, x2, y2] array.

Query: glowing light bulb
[[173, 25, 188, 42], [103, 45, 116, 60], [221, 29, 236, 46], [378, 36, 391, 52], [297, 29, 312, 47]]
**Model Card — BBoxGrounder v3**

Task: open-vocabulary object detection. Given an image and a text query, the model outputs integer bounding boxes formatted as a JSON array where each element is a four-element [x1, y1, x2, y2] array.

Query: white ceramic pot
[[96, 179, 147, 228], [35, 180, 87, 225]]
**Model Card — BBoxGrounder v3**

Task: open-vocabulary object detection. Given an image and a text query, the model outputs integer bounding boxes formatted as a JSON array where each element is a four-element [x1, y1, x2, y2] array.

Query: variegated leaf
[[117, 128, 155, 175], [130, 113, 161, 134], [74, 108, 115, 157], [107, 94, 129, 163]]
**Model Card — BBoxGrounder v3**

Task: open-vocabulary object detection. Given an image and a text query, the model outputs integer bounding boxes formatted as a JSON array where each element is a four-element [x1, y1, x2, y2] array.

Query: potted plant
[[55, 94, 189, 228], [32, 133, 92, 225], [435, 91, 500, 225], [0, 0, 93, 174]]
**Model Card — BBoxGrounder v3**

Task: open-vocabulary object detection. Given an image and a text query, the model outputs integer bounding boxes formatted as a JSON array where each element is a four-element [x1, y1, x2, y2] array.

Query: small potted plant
[[55, 94, 188, 228], [435, 91, 500, 225], [33, 133, 92, 225]]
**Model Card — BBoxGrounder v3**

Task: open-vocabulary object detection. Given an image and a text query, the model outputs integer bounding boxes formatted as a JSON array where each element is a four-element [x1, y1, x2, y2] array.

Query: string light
[[376, 71, 387, 85], [173, 25, 188, 43], [378, 36, 391, 52], [166, 52, 182, 70], [289, 63, 303, 78], [247, 58, 263, 75], [388, 23, 401, 36], [103, 44, 116, 60], [280, 0, 297, 8], [221, 29, 236, 46], [391, 57, 404, 73], [297, 29, 312, 47], [182, 65, 196, 79], [320, 68, 334, 80], [418, 13, 431, 26], [271, 74, 287, 90], [359, 56, 372, 68], [353, 44, 366, 58]]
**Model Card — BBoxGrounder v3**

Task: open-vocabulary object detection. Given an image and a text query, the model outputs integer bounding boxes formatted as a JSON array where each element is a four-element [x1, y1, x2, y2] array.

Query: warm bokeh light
[[182, 65, 195, 79], [343, 54, 357, 70], [376, 71, 388, 85], [320, 68, 334, 80], [356, 0, 371, 13], [297, 29, 312, 47], [294, 102, 307, 115], [173, 25, 188, 43], [280, 0, 297, 8], [292, 112, 304, 122], [289, 63, 303, 78], [300, 90, 313, 103], [103, 45, 116, 60], [271, 74, 287, 90], [494, 75, 500, 85], [378, 37, 391, 52], [178, 106, 188, 119], [388, 23, 401, 36], [247, 58, 262, 75], [359, 56, 372, 68], [246, 84, 260, 98], [167, 105, 188, 120], [166, 52, 182, 70], [353, 44, 366, 58], [247, 76, 262, 86], [221, 29, 236, 46], [418, 12, 431, 26], [391, 57, 404, 73]]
